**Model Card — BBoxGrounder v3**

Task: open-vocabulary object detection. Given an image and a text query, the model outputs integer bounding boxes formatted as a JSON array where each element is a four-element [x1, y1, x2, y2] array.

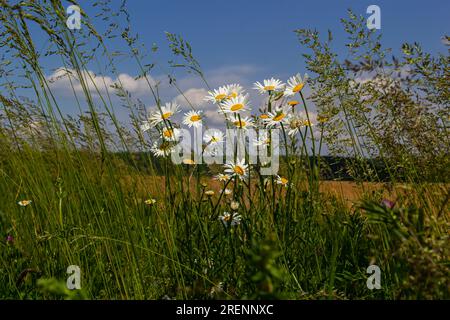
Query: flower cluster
[[141, 74, 312, 226], [202, 74, 310, 182]]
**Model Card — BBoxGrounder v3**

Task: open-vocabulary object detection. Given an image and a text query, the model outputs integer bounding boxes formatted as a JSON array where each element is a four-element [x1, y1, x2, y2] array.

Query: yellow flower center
[[211, 136, 220, 142], [233, 120, 246, 128], [264, 85, 275, 91], [190, 115, 201, 122], [182, 159, 195, 165], [273, 113, 286, 122], [293, 83, 304, 92], [230, 103, 244, 112], [163, 129, 174, 138], [160, 141, 171, 149], [260, 114, 269, 119], [215, 94, 227, 101], [233, 165, 245, 176], [228, 92, 238, 98], [317, 116, 329, 123], [162, 112, 173, 119], [290, 119, 301, 129], [223, 214, 231, 222], [280, 177, 288, 185], [288, 100, 299, 106]]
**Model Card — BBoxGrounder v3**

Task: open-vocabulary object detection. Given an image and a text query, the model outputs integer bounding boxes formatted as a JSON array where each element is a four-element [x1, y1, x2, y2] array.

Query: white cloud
[[47, 64, 260, 105], [204, 109, 226, 127], [173, 88, 208, 109], [48, 64, 262, 129], [116, 73, 155, 95], [170, 88, 225, 127], [47, 67, 156, 97]]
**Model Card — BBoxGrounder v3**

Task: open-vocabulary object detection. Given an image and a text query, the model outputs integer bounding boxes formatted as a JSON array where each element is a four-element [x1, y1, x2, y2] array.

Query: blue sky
[[34, 0, 449, 92], [125, 0, 449, 78], [10, 0, 450, 132]]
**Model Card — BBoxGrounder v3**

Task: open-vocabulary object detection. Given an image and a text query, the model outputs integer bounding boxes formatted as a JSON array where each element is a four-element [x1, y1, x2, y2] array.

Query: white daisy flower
[[183, 110, 203, 128], [219, 211, 242, 227], [254, 78, 285, 94], [224, 159, 248, 180], [221, 95, 251, 114], [284, 73, 308, 97], [255, 113, 270, 127], [204, 130, 224, 144], [286, 114, 313, 137], [151, 141, 173, 157], [161, 127, 180, 141], [18, 200, 32, 207], [230, 116, 254, 130], [223, 188, 232, 196], [215, 173, 231, 182], [265, 105, 290, 128], [276, 175, 290, 187], [224, 84, 244, 99], [205, 86, 229, 104], [144, 198, 157, 206], [286, 114, 303, 137], [146, 102, 180, 127]]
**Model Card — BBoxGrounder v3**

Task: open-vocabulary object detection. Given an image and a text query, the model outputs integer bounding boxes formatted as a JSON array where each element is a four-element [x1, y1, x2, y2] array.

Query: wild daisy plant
[[140, 74, 316, 185], [138, 67, 323, 251]]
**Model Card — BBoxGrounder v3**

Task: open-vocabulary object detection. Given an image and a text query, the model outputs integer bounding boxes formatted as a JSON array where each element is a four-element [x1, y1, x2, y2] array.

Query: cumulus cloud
[[48, 64, 263, 129], [169, 88, 225, 127], [48, 63, 260, 103], [47, 67, 156, 97], [203, 109, 226, 127], [173, 88, 208, 109]]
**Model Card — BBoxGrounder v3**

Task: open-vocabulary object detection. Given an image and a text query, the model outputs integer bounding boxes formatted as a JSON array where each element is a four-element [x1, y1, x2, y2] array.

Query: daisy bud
[[230, 201, 239, 210]]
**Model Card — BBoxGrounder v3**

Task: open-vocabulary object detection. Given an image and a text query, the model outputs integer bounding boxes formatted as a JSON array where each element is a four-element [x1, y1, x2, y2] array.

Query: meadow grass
[[0, 1, 448, 299]]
